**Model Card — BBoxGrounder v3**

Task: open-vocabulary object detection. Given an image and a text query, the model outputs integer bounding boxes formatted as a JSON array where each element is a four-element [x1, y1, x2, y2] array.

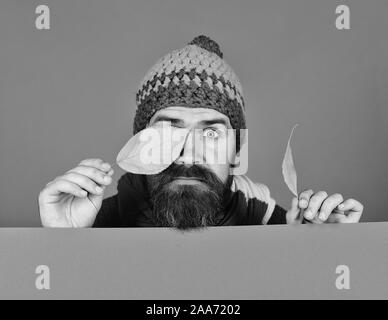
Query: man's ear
[[230, 129, 248, 175], [229, 149, 240, 168]]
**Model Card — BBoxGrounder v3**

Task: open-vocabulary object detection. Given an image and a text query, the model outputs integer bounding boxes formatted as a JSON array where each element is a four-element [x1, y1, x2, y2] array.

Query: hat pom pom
[[188, 35, 223, 58]]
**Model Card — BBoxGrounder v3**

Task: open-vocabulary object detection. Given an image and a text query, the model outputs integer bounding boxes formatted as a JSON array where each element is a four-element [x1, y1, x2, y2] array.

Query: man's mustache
[[155, 163, 223, 186]]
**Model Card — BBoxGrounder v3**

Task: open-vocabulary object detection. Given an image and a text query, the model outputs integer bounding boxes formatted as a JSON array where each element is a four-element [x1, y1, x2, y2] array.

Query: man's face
[[145, 106, 237, 230]]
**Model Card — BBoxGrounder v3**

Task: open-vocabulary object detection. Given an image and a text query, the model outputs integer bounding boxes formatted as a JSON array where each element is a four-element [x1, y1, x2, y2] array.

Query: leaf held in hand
[[282, 124, 299, 197], [116, 125, 189, 175]]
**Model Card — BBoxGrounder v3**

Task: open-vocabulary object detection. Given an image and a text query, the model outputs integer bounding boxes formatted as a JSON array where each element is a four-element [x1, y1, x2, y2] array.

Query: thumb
[[87, 185, 106, 213], [286, 197, 301, 224]]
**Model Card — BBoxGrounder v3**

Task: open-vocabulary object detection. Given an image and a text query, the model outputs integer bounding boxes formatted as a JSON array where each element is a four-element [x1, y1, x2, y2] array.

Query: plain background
[[0, 0, 387, 226]]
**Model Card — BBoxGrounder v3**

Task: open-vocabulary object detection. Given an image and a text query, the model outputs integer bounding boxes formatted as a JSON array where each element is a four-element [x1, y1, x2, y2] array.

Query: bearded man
[[38, 36, 364, 229]]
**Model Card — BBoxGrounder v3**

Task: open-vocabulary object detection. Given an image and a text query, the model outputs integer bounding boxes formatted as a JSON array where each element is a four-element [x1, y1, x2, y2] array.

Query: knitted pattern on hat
[[133, 35, 246, 134]]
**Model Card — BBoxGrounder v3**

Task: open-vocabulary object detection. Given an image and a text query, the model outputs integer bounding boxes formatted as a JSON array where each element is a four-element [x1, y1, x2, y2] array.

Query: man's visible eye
[[203, 128, 220, 139]]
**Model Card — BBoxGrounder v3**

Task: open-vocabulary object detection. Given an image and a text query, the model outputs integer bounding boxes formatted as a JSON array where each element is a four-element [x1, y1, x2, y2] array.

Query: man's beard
[[146, 163, 228, 231]]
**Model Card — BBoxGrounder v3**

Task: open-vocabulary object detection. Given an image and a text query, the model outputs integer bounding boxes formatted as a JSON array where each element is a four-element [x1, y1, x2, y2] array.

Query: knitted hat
[[133, 35, 246, 135]]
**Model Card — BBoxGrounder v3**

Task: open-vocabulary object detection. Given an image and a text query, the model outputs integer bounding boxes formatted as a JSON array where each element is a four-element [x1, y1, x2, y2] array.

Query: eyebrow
[[152, 115, 184, 126], [153, 115, 230, 127], [200, 118, 230, 127]]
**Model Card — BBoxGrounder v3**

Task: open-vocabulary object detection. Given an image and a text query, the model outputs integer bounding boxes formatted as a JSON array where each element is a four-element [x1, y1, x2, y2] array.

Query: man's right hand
[[38, 158, 114, 228]]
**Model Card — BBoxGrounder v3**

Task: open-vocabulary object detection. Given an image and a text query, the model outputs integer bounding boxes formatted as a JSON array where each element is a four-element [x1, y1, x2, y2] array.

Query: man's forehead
[[149, 106, 231, 126]]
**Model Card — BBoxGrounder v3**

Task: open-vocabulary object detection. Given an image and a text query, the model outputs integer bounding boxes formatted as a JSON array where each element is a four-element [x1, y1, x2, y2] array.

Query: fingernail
[[339, 204, 344, 210], [319, 213, 326, 221], [95, 186, 103, 193], [104, 175, 111, 182], [102, 163, 111, 170], [80, 190, 87, 197]]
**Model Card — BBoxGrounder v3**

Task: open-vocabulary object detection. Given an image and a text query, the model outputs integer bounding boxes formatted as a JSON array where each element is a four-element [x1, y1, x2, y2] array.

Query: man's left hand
[[286, 190, 364, 224]]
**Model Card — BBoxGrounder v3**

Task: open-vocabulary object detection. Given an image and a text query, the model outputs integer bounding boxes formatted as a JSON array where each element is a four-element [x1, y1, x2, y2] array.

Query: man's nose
[[174, 131, 203, 165]]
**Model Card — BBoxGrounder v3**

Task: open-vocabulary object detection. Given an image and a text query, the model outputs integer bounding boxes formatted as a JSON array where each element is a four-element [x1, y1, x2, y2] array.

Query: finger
[[43, 179, 88, 198], [286, 197, 300, 224], [298, 189, 314, 209], [338, 198, 364, 223], [304, 191, 328, 221], [59, 173, 104, 196], [87, 184, 107, 210], [67, 166, 112, 186], [338, 198, 364, 213], [318, 193, 344, 222], [78, 159, 112, 173], [326, 213, 347, 223]]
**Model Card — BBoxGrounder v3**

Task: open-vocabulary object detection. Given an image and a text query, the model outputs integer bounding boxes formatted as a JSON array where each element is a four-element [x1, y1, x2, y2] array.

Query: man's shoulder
[[232, 175, 288, 225]]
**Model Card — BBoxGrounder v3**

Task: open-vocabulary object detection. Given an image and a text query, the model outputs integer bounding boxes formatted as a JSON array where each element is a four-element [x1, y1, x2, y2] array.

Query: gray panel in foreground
[[0, 223, 387, 299]]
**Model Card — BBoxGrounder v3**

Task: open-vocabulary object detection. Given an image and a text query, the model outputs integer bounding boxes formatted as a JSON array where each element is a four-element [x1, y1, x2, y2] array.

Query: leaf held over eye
[[116, 126, 189, 175], [282, 124, 299, 197]]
